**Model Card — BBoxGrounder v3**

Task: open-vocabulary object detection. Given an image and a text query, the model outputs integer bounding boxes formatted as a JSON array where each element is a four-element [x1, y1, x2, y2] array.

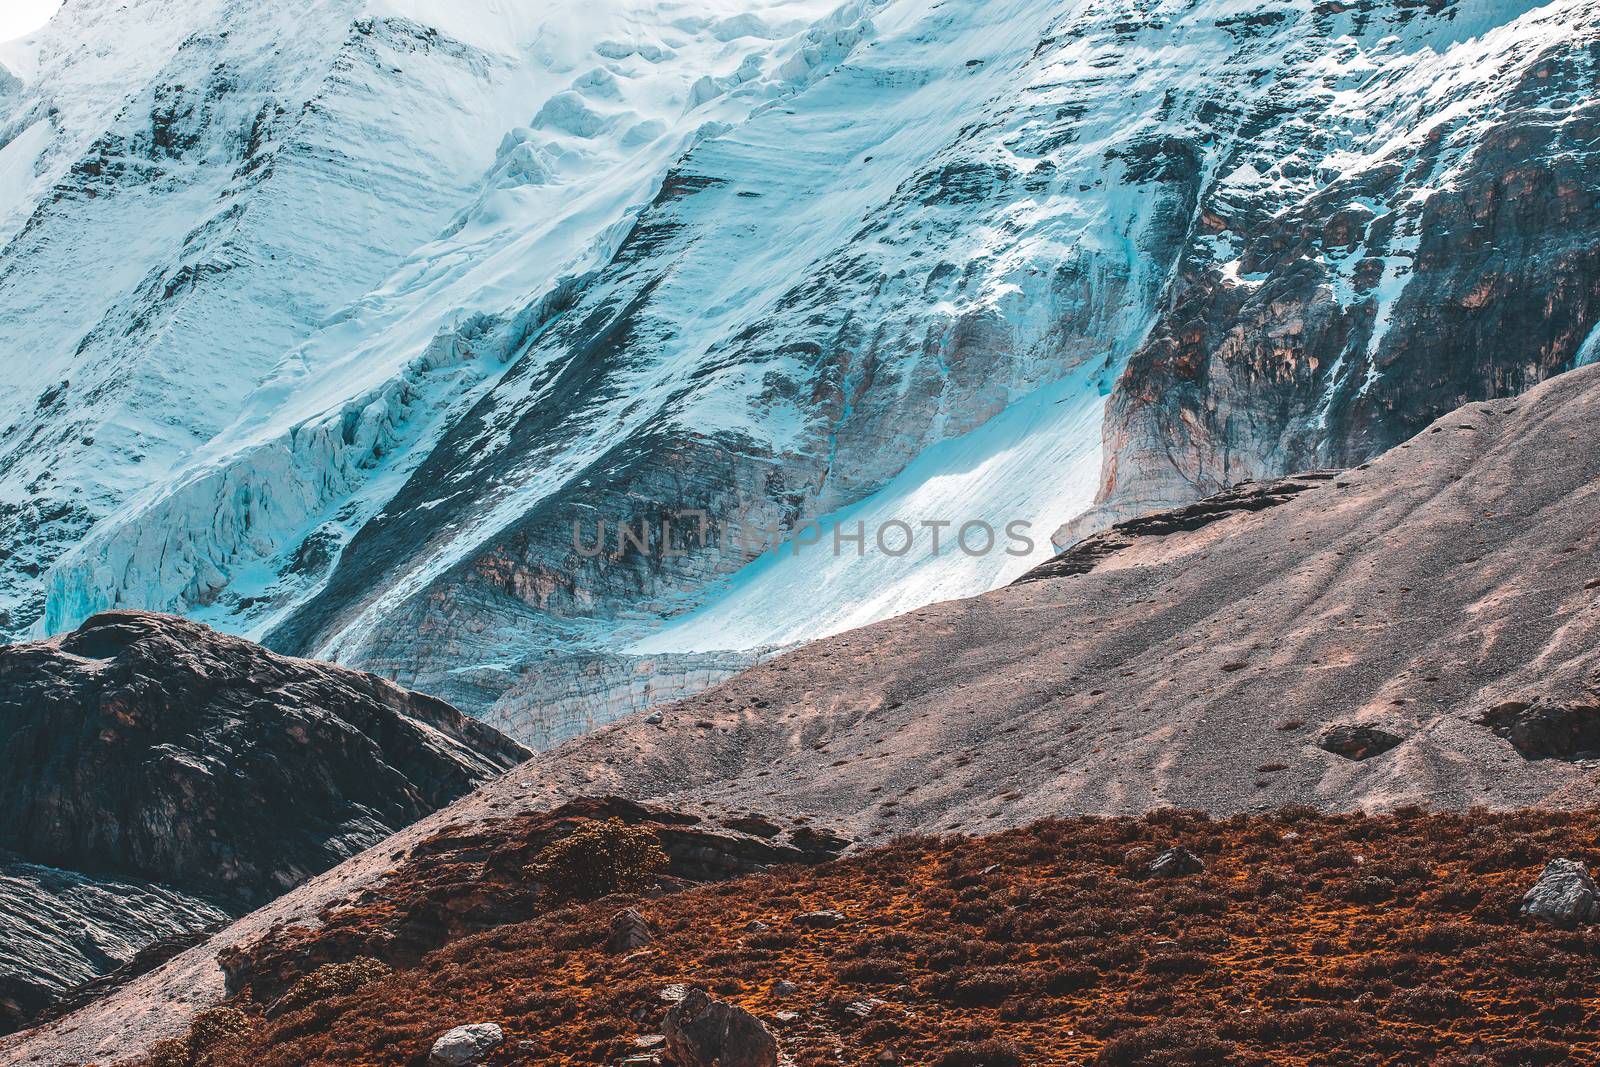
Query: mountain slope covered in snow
[[0, 0, 843, 639], [0, 0, 565, 630], [7, 0, 1600, 746]]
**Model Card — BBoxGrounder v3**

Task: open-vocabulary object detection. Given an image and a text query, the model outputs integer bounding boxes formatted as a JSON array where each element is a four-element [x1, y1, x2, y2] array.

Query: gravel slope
[[531, 361, 1600, 832]]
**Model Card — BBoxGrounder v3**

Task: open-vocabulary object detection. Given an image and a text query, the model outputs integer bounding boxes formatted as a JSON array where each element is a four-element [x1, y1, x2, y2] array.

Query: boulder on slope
[[663, 988, 778, 1067], [1522, 859, 1600, 926]]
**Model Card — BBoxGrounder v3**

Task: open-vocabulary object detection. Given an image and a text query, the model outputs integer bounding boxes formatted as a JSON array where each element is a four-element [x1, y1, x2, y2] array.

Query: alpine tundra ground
[[131, 806, 1600, 1067]]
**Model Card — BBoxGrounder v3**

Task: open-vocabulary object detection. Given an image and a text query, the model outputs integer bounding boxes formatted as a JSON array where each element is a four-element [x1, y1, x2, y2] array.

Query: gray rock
[[608, 908, 654, 953], [1522, 859, 1600, 926], [1148, 847, 1205, 879], [1481, 699, 1600, 762], [771, 979, 800, 997], [429, 1022, 505, 1066], [0, 610, 527, 1035], [663, 988, 779, 1067], [0, 858, 228, 1035], [794, 908, 847, 928]]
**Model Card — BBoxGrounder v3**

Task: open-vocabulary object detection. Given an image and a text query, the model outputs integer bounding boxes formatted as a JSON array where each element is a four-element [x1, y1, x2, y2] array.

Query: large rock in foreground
[[1521, 859, 1600, 927], [0, 610, 528, 1034], [664, 989, 779, 1067]]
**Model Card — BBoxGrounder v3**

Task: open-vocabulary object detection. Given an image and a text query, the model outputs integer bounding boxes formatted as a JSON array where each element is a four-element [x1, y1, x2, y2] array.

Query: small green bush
[[269, 957, 392, 1018], [527, 818, 669, 901], [145, 1005, 254, 1066]]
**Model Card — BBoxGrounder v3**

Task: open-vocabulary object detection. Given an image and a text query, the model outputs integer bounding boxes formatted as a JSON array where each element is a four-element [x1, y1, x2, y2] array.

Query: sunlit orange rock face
[[144, 806, 1600, 1067]]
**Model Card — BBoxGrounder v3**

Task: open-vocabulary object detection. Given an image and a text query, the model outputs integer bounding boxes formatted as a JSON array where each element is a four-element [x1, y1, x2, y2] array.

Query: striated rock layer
[[0, 857, 225, 1036], [0, 610, 527, 1035]]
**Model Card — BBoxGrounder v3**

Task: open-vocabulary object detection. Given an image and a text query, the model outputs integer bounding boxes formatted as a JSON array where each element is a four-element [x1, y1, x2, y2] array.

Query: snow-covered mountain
[[6, 0, 1599, 746], [0, 0, 842, 636]]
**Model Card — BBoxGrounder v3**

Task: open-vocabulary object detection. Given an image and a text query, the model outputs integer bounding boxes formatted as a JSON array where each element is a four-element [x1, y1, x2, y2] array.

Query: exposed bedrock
[[1071, 23, 1600, 540], [0, 610, 526, 1032]]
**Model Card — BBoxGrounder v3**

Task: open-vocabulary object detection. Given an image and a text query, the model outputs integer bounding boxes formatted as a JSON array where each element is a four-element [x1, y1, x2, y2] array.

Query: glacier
[[7, 0, 1600, 746], [31, 0, 852, 637]]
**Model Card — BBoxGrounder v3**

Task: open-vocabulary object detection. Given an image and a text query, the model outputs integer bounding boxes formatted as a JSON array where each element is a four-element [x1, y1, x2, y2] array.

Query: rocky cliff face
[[0, 609, 527, 1034], [0, 858, 226, 1036], [9, 0, 1600, 747], [1073, 0, 1600, 537]]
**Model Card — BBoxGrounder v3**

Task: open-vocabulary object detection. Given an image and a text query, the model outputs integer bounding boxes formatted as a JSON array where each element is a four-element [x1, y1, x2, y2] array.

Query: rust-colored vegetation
[[136, 806, 1600, 1067]]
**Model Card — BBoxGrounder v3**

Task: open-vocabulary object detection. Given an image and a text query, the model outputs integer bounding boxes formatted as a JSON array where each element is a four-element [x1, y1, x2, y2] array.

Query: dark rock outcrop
[[1148, 847, 1205, 879], [1, 610, 527, 906], [1318, 724, 1405, 762], [0, 610, 527, 1034], [0, 857, 226, 1035], [1084, 22, 1600, 537], [1481, 700, 1600, 762], [1021, 473, 1335, 582]]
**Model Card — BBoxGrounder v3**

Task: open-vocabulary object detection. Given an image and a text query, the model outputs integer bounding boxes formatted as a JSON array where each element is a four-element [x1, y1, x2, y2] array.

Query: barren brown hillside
[[511, 363, 1600, 832]]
